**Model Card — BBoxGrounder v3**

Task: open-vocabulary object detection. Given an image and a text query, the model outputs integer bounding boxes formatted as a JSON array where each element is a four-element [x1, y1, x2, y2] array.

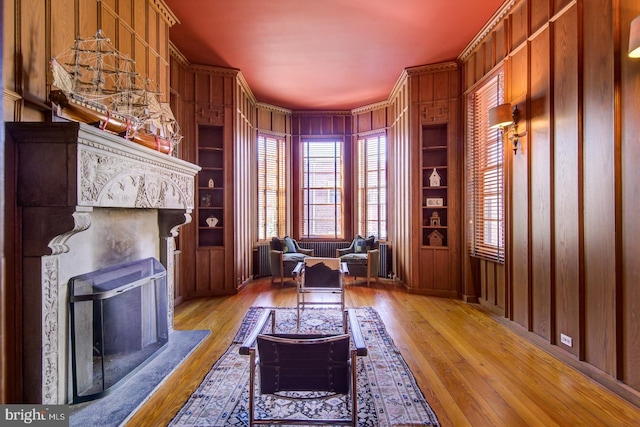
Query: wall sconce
[[488, 103, 526, 155], [629, 15, 640, 57]]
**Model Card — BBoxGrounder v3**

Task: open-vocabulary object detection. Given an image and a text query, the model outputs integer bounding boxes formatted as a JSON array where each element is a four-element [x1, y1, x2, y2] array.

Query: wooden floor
[[129, 278, 640, 426]]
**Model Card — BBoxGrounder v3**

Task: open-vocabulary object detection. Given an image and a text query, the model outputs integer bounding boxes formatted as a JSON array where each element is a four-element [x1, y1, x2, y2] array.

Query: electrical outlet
[[560, 333, 573, 347]]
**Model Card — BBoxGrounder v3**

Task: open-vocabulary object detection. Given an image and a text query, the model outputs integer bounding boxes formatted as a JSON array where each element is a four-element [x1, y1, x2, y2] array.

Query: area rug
[[70, 329, 210, 427], [170, 307, 440, 426]]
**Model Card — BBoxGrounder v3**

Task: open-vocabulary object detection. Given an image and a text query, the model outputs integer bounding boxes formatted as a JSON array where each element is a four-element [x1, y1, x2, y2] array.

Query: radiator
[[255, 244, 272, 277], [298, 241, 351, 258], [255, 241, 390, 278]]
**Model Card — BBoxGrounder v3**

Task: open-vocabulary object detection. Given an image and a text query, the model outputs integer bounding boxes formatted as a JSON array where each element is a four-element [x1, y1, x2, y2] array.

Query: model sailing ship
[[49, 30, 181, 154]]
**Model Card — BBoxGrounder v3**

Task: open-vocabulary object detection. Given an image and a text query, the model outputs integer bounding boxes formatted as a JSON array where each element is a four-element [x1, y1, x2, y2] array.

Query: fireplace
[[69, 258, 168, 403], [7, 122, 201, 404]]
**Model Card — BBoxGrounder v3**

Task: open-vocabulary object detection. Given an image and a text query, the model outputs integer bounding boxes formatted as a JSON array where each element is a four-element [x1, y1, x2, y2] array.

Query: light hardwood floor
[[129, 278, 640, 426]]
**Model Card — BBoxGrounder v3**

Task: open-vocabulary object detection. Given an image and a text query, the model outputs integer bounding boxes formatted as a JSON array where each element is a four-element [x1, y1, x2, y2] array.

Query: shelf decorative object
[[429, 168, 441, 187], [428, 230, 444, 246], [429, 211, 441, 226], [426, 197, 444, 207], [206, 216, 219, 227]]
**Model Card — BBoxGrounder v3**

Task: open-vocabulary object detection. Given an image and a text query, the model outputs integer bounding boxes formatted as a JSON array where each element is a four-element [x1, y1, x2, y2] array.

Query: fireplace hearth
[[7, 122, 201, 404]]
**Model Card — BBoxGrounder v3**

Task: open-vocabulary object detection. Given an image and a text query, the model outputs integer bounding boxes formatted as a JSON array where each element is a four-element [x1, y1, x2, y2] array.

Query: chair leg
[[249, 349, 256, 427]]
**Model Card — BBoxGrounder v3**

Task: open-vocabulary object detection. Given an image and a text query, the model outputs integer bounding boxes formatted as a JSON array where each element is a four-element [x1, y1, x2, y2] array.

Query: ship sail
[[49, 30, 180, 154]]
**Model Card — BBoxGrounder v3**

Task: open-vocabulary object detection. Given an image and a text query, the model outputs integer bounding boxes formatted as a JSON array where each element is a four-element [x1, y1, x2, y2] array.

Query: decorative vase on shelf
[[206, 216, 219, 227]]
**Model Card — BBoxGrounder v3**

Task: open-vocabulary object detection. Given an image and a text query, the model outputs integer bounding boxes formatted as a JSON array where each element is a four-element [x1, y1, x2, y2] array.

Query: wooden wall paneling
[[100, 7, 118, 45], [372, 107, 386, 129], [465, 54, 476, 89], [135, 38, 148, 79], [273, 110, 288, 133], [322, 116, 333, 133], [510, 46, 531, 328], [21, 0, 47, 101], [118, 0, 133, 26], [134, 0, 146, 36], [118, 24, 134, 59], [50, 0, 75, 60], [77, 1, 100, 38], [554, 0, 573, 16], [419, 249, 434, 289], [511, 1, 529, 48], [475, 44, 485, 83], [409, 90, 422, 290], [419, 73, 434, 102], [531, 0, 550, 34], [552, 5, 580, 356], [529, 27, 552, 340], [103, 0, 117, 11], [433, 71, 448, 101], [495, 21, 507, 63], [621, 0, 640, 390], [484, 36, 495, 75], [148, 5, 158, 54], [257, 107, 271, 130], [310, 115, 323, 134], [4, 0, 16, 93], [356, 111, 371, 133], [447, 98, 461, 295], [582, 0, 617, 376]]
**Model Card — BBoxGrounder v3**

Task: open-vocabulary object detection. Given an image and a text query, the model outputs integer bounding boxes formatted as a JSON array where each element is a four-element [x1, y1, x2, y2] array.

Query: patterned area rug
[[170, 307, 440, 426]]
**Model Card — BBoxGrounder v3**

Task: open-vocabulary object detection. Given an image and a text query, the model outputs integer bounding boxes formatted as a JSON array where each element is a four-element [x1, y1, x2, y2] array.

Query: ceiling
[[164, 0, 506, 111]]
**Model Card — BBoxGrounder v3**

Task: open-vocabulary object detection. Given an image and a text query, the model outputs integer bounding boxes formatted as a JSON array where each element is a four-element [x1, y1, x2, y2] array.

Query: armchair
[[337, 235, 380, 286], [269, 236, 313, 285], [239, 308, 367, 426]]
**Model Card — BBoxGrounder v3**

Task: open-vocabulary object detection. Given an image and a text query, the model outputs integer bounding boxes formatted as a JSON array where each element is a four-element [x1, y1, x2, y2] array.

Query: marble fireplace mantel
[[7, 122, 201, 404]]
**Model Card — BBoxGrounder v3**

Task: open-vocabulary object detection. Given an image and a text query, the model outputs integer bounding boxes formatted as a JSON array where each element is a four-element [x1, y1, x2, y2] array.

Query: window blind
[[466, 72, 505, 262], [357, 134, 387, 240], [257, 134, 286, 240]]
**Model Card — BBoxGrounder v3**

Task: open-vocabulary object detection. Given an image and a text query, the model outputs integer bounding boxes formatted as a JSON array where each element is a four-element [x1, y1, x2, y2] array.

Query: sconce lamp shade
[[488, 103, 514, 129], [629, 15, 640, 58]]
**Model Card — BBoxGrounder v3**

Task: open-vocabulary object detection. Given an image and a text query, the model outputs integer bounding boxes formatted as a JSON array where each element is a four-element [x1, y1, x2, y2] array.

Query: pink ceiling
[[164, 0, 505, 110]]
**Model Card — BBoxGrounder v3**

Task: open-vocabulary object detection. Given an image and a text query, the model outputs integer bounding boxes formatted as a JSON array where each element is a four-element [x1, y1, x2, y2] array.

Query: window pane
[[301, 140, 343, 238]]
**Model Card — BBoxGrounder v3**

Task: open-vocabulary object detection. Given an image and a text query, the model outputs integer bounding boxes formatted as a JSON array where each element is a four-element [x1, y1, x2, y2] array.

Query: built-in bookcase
[[197, 125, 224, 247], [421, 124, 448, 247]]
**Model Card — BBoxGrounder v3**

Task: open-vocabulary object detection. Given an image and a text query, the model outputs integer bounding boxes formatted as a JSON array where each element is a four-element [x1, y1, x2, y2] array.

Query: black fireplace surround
[[69, 257, 168, 403]]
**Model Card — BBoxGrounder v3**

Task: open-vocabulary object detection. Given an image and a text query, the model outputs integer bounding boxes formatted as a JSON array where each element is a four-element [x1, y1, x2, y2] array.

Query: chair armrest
[[239, 309, 275, 355], [292, 261, 305, 277], [298, 247, 314, 256], [345, 309, 367, 356], [336, 247, 351, 257]]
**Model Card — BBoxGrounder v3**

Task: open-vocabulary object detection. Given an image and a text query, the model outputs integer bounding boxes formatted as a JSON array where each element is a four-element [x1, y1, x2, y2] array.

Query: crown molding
[[151, 0, 180, 26], [189, 64, 241, 77], [458, 0, 517, 61], [351, 100, 389, 115], [236, 71, 257, 104], [256, 102, 292, 115], [292, 109, 352, 116], [405, 61, 458, 76]]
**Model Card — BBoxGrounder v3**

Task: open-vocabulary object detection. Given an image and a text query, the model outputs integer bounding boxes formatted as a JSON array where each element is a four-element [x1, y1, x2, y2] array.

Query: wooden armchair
[[269, 236, 313, 285], [239, 309, 367, 426], [337, 235, 380, 286]]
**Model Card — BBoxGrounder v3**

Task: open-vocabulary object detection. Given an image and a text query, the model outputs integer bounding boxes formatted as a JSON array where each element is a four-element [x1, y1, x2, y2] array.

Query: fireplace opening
[[69, 258, 169, 403]]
